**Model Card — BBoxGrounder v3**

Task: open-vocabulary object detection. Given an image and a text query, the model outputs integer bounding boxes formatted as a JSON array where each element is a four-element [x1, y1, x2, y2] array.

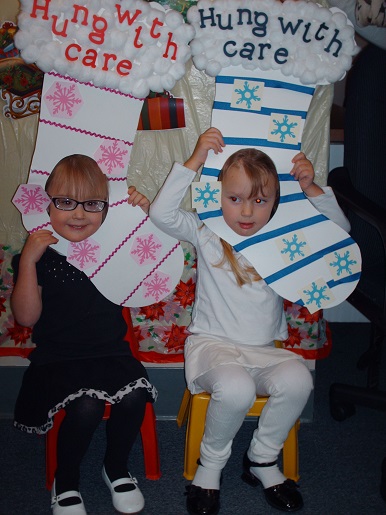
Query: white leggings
[[194, 360, 313, 471]]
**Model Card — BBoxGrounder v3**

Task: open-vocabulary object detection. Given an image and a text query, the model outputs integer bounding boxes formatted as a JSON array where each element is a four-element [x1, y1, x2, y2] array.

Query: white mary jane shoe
[[102, 466, 145, 514], [51, 480, 86, 515]]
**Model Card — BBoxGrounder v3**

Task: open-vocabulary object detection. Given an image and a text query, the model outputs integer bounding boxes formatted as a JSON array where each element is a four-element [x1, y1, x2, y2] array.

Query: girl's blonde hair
[[45, 154, 109, 221], [216, 148, 280, 286]]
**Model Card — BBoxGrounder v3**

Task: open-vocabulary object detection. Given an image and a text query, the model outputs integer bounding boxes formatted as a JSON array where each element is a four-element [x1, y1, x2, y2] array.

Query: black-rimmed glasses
[[50, 197, 108, 213]]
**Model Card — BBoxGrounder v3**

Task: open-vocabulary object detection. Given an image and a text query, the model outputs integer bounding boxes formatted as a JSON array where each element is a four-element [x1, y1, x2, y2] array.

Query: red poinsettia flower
[[139, 301, 166, 321], [3, 73, 13, 86], [283, 326, 303, 348], [0, 297, 6, 314], [132, 324, 146, 343], [7, 321, 32, 346], [297, 305, 321, 324], [174, 278, 195, 308], [20, 75, 29, 87], [165, 324, 188, 352]]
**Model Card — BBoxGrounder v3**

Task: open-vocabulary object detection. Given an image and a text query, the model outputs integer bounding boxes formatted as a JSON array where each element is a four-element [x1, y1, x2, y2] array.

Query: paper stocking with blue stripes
[[193, 66, 361, 313]]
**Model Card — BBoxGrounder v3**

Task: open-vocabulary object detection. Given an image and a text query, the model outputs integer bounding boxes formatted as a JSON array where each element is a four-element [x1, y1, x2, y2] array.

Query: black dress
[[12, 248, 157, 434]]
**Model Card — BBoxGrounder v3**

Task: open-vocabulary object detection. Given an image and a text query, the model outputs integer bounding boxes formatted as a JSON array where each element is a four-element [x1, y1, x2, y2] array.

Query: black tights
[[55, 389, 147, 494]]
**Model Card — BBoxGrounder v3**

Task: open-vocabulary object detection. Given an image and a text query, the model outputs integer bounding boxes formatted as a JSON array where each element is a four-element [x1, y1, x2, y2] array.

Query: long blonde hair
[[215, 148, 280, 286], [45, 154, 109, 221]]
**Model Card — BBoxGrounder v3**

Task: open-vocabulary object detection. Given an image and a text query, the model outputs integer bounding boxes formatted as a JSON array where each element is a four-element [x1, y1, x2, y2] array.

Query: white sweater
[[150, 163, 350, 347]]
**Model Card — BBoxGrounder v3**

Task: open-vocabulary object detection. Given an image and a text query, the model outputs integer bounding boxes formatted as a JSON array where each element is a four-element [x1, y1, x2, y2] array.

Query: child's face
[[47, 193, 104, 243], [221, 165, 277, 237]]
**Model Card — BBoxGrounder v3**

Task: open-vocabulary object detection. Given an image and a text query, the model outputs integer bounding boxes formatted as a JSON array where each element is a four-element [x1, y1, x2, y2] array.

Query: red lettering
[[65, 43, 81, 62], [52, 15, 68, 37], [163, 32, 178, 60], [133, 26, 143, 49], [115, 5, 142, 25], [117, 59, 132, 76], [72, 4, 89, 26], [150, 18, 163, 39], [30, 0, 51, 20]]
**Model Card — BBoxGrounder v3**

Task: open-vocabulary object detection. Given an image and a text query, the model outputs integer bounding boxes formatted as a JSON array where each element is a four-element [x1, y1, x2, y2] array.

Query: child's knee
[[212, 368, 256, 411], [274, 360, 313, 400]]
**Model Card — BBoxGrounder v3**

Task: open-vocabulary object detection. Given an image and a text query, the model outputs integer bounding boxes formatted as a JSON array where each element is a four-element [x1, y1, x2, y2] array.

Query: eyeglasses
[[50, 197, 108, 213]]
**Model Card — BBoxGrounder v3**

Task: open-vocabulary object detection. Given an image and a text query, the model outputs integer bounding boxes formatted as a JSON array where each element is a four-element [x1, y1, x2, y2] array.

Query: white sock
[[249, 463, 286, 489], [192, 464, 222, 490]]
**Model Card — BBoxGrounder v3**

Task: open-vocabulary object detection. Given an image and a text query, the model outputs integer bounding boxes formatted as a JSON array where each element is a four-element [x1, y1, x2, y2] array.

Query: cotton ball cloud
[[15, 0, 193, 98], [187, 0, 357, 85]]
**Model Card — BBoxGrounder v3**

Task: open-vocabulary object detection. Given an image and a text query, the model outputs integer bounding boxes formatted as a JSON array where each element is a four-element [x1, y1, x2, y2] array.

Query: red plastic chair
[[45, 308, 161, 490]]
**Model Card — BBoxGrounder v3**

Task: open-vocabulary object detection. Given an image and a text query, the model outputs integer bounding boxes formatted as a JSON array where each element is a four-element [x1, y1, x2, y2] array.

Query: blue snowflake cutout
[[192, 182, 221, 209], [231, 79, 264, 111], [303, 282, 330, 310], [281, 234, 307, 261], [270, 114, 299, 143], [329, 250, 357, 276]]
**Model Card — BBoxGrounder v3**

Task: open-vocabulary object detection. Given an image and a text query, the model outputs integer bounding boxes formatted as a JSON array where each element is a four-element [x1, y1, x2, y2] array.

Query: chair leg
[[140, 403, 161, 480], [176, 388, 191, 428], [282, 420, 300, 482], [46, 410, 66, 491], [183, 394, 209, 481]]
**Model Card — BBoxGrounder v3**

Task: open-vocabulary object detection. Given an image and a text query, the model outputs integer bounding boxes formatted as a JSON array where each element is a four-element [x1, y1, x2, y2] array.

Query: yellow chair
[[177, 388, 300, 482]]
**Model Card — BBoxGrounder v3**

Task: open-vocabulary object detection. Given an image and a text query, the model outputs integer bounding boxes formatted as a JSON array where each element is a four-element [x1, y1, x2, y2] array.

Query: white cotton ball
[[174, 24, 196, 44], [76, 26, 91, 45], [131, 80, 150, 99], [300, 70, 317, 85], [109, 29, 127, 50], [118, 77, 134, 95], [269, 30, 284, 44], [177, 45, 192, 64], [165, 10, 184, 30], [281, 60, 295, 77], [20, 45, 41, 64], [169, 61, 186, 80], [161, 73, 175, 91], [339, 26, 355, 43], [147, 74, 163, 93], [123, 39, 139, 59], [53, 56, 70, 75], [186, 5, 200, 24], [314, 5, 331, 24], [136, 62, 152, 79], [332, 12, 350, 29], [192, 54, 208, 71], [92, 70, 109, 88], [305, 55, 318, 71], [154, 57, 171, 75], [101, 0, 116, 10], [17, 12, 32, 31], [190, 39, 204, 56], [303, 2, 319, 20], [14, 31, 31, 51], [259, 58, 272, 71], [36, 54, 55, 73], [205, 60, 222, 77], [325, 66, 345, 84]]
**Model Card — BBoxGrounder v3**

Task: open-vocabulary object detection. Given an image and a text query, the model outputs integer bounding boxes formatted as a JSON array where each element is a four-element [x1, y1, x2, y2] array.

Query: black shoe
[[241, 451, 303, 512], [185, 484, 220, 515]]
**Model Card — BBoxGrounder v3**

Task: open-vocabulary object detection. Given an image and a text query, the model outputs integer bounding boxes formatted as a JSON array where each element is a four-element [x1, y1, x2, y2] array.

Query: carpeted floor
[[1, 323, 385, 514]]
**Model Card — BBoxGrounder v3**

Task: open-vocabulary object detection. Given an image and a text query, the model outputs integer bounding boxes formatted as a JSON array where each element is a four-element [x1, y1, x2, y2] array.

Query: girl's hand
[[20, 230, 58, 265], [127, 186, 151, 214], [184, 127, 225, 172], [290, 152, 323, 197]]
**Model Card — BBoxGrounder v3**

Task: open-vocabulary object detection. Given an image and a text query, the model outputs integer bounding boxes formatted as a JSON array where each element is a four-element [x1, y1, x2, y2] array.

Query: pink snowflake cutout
[[44, 81, 83, 119], [94, 139, 130, 176], [67, 238, 101, 270], [12, 184, 51, 215], [130, 233, 163, 266], [143, 271, 172, 303]]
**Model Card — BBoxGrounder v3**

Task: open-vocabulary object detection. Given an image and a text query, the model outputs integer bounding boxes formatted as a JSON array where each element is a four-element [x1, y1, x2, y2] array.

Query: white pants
[[194, 360, 313, 471]]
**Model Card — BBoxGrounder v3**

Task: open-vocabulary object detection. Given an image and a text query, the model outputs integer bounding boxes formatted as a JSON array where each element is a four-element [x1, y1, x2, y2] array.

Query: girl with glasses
[[11, 154, 157, 515]]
